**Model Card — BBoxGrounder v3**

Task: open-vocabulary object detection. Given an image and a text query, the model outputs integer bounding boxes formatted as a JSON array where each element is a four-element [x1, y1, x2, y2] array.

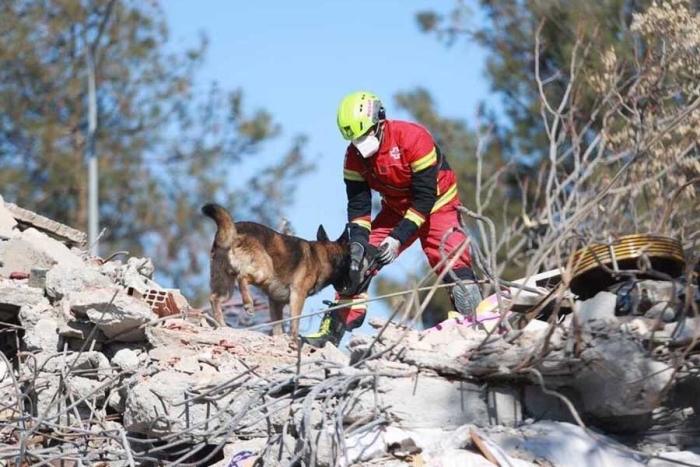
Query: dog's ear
[[336, 227, 350, 244], [316, 225, 330, 242]]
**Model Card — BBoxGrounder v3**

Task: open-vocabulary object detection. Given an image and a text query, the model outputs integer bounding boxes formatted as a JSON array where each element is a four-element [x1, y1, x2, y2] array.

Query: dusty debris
[[1, 201, 699, 466]]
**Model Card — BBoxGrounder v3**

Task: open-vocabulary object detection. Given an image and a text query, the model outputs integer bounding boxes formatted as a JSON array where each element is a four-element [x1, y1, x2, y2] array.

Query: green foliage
[[0, 0, 313, 302], [417, 0, 699, 160]]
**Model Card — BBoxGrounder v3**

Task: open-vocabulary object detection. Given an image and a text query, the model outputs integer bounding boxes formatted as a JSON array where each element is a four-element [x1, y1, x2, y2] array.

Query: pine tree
[[0, 0, 313, 300]]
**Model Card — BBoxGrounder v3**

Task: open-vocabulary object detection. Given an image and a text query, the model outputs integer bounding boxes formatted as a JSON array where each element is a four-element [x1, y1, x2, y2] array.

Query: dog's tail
[[201, 203, 237, 249]]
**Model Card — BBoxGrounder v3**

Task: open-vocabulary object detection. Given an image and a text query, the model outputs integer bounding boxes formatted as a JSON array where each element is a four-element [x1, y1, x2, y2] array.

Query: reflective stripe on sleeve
[[404, 208, 426, 228], [410, 148, 437, 172], [351, 216, 371, 231], [431, 183, 458, 213], [344, 169, 365, 182]]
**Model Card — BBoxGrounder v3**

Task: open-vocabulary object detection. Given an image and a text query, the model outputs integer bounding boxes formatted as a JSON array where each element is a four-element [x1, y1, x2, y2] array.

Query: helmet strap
[[376, 121, 386, 145]]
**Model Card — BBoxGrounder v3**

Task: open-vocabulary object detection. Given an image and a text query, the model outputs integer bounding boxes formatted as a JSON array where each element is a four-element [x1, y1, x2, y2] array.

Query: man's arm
[[389, 145, 439, 244], [343, 167, 372, 244]]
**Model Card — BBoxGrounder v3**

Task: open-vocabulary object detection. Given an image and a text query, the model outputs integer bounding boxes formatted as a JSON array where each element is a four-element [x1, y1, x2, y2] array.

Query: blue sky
[[163, 0, 496, 337]]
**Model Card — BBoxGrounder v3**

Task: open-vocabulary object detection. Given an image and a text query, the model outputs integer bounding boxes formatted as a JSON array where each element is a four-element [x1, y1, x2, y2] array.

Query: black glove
[[343, 242, 378, 296]]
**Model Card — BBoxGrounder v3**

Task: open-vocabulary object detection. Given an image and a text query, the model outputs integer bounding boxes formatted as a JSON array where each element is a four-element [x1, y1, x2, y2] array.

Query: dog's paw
[[243, 303, 255, 316]]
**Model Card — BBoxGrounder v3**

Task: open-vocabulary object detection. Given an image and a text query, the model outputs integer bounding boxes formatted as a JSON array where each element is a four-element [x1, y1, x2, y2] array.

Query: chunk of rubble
[[1, 199, 87, 247], [45, 264, 114, 300], [0, 195, 17, 240], [69, 288, 157, 342], [0, 228, 84, 277]]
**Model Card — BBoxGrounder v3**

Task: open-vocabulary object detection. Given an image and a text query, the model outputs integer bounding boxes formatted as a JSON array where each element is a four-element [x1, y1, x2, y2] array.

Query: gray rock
[[45, 264, 114, 300], [111, 348, 140, 372], [17, 298, 54, 327], [0, 195, 17, 240], [576, 291, 618, 326], [575, 336, 672, 417], [119, 257, 157, 294], [32, 373, 108, 420], [36, 351, 113, 382], [368, 375, 490, 429], [23, 317, 60, 352], [127, 257, 155, 279], [644, 302, 677, 323], [69, 375, 107, 406], [0, 237, 54, 277], [0, 228, 83, 277], [124, 368, 286, 439], [28, 267, 49, 290], [70, 288, 155, 342], [0, 285, 46, 314], [107, 386, 127, 413], [57, 319, 107, 351]]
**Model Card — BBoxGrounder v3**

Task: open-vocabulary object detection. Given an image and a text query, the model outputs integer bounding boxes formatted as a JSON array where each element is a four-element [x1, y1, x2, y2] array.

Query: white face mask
[[352, 133, 380, 158]]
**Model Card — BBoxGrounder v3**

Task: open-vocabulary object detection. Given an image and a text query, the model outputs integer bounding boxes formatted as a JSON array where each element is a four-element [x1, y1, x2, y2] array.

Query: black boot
[[450, 282, 482, 318], [300, 311, 347, 348]]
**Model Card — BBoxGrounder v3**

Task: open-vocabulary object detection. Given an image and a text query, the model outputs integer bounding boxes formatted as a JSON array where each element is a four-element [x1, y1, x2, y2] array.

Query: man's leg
[[420, 205, 482, 325]]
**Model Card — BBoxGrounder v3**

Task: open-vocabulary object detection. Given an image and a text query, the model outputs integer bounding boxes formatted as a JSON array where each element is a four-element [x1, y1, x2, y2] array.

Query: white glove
[[377, 236, 401, 265]]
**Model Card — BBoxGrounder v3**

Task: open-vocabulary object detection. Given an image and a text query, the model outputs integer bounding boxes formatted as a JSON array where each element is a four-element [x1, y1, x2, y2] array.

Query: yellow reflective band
[[351, 218, 371, 231], [404, 209, 426, 228], [410, 148, 437, 172], [338, 293, 369, 310], [344, 169, 365, 182], [431, 183, 457, 213]]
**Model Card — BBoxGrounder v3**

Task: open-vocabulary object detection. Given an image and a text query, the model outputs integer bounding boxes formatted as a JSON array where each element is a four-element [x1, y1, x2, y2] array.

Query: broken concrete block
[[118, 257, 158, 295], [23, 318, 60, 352], [32, 373, 108, 420], [111, 348, 140, 372], [18, 298, 54, 327], [68, 375, 107, 407], [107, 386, 127, 413], [2, 201, 86, 247], [576, 336, 672, 418], [0, 195, 17, 240], [45, 264, 114, 300], [372, 375, 490, 429], [123, 370, 238, 437], [644, 302, 677, 323], [17, 228, 83, 267], [575, 291, 618, 326], [661, 317, 700, 346], [36, 351, 113, 381], [128, 257, 154, 279], [487, 386, 523, 427], [0, 285, 46, 315], [28, 267, 49, 290], [0, 237, 54, 277], [57, 319, 107, 351], [69, 288, 156, 342], [484, 421, 646, 467]]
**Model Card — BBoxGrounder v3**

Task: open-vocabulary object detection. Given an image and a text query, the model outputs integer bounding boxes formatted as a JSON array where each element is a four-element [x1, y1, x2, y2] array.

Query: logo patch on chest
[[390, 146, 401, 160]]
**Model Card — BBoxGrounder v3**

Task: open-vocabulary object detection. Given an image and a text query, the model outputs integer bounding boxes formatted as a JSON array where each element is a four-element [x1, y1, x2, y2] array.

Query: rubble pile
[[1, 195, 700, 466]]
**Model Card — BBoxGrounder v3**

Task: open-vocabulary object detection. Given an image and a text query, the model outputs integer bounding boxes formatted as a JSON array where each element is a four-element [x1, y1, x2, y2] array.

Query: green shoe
[[300, 311, 346, 348]]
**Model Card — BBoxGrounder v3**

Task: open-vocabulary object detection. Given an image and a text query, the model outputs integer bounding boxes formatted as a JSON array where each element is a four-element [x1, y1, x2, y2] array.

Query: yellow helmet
[[337, 91, 384, 140]]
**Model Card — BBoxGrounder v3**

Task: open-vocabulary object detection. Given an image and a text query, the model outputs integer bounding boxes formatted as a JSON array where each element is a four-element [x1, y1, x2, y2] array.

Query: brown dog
[[201, 203, 349, 339]]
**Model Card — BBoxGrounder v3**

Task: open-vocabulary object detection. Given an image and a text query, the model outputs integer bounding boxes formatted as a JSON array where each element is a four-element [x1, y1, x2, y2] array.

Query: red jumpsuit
[[340, 120, 474, 326]]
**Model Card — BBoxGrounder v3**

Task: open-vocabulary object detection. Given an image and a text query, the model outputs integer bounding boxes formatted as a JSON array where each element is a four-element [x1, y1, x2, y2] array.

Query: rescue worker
[[301, 91, 482, 348]]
